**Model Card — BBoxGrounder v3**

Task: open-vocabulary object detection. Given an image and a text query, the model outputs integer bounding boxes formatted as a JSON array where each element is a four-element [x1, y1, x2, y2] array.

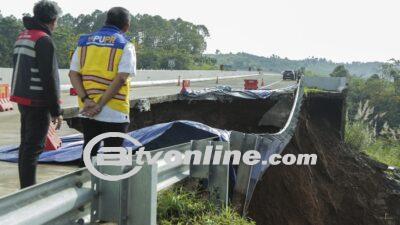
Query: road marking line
[[260, 80, 283, 89]]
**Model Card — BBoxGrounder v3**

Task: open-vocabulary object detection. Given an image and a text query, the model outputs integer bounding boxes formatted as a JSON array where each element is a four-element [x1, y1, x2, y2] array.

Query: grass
[[345, 121, 374, 152], [364, 139, 400, 168], [304, 87, 328, 95], [345, 121, 400, 167], [157, 187, 255, 225]]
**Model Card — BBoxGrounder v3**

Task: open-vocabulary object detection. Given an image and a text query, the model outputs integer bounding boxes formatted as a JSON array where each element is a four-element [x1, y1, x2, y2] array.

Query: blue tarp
[[181, 84, 298, 100], [0, 120, 230, 163], [182, 87, 273, 100], [0, 86, 288, 163]]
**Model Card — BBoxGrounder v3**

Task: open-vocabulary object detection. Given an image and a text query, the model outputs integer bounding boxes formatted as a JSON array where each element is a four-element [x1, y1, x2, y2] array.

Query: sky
[[1, 0, 400, 63]]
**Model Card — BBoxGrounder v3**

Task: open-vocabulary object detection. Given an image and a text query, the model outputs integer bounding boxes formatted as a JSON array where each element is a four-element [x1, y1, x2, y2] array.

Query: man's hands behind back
[[81, 99, 102, 117]]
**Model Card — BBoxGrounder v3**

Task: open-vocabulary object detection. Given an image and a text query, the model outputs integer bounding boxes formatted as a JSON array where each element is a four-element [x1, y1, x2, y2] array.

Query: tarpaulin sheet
[[182, 89, 272, 100], [181, 84, 298, 100], [0, 120, 230, 163]]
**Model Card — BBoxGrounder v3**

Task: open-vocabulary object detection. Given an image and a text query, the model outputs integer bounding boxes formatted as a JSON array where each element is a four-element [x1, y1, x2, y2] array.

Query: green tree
[[347, 77, 400, 132], [369, 74, 380, 80], [0, 11, 216, 69], [330, 65, 350, 77], [381, 60, 400, 95], [0, 14, 23, 67], [208, 52, 382, 76]]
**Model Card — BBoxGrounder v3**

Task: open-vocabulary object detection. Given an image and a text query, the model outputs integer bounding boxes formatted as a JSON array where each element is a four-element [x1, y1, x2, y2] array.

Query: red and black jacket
[[11, 17, 61, 117]]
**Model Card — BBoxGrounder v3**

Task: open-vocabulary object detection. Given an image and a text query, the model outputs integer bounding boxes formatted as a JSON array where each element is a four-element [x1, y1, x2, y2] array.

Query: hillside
[[208, 52, 382, 76]]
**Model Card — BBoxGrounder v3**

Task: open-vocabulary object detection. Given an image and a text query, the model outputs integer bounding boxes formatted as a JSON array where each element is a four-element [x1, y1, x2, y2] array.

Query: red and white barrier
[[44, 123, 62, 151], [69, 87, 78, 96], [0, 84, 13, 112], [244, 79, 259, 90], [180, 80, 192, 94]]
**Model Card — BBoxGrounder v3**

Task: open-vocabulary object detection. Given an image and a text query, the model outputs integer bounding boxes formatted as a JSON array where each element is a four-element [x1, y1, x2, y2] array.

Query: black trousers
[[18, 105, 50, 189], [80, 118, 129, 167]]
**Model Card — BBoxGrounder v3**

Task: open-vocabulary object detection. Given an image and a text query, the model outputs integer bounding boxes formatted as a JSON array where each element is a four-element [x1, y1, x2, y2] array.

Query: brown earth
[[248, 95, 400, 225]]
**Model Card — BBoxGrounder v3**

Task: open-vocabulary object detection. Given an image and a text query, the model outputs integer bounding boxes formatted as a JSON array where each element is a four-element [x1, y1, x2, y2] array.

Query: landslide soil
[[248, 97, 400, 225]]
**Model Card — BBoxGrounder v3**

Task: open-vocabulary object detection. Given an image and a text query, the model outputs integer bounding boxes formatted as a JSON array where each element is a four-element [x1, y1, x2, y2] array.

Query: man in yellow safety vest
[[68, 7, 136, 166]]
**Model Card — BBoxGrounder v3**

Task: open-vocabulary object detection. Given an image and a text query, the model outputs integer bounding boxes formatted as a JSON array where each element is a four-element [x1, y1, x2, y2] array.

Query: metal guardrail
[[0, 169, 91, 225], [90, 139, 229, 225], [231, 79, 305, 215], [0, 137, 230, 225]]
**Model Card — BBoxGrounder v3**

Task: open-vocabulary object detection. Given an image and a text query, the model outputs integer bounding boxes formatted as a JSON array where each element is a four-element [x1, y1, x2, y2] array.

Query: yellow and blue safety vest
[[77, 25, 130, 115]]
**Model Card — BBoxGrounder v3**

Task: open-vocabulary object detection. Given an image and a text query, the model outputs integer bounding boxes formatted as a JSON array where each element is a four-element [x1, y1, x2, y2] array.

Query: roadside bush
[[345, 99, 399, 167], [345, 121, 374, 152]]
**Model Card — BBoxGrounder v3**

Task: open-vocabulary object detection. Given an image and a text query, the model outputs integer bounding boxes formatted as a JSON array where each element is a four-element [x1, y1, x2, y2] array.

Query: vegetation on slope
[[345, 62, 400, 167], [157, 187, 254, 225]]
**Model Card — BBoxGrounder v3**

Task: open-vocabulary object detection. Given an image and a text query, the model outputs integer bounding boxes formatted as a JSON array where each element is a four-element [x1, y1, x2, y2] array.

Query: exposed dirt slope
[[248, 95, 400, 225]]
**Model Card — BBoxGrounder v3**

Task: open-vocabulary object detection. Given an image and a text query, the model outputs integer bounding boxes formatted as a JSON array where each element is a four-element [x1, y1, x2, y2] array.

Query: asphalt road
[[0, 72, 295, 197], [0, 73, 290, 146]]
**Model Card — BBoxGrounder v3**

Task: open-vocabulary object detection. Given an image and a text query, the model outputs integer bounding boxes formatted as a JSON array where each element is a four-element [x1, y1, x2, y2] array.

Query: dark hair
[[33, 0, 62, 23], [105, 7, 130, 30]]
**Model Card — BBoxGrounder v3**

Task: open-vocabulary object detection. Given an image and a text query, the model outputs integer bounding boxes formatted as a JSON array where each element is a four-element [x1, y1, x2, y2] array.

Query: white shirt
[[69, 43, 136, 123]]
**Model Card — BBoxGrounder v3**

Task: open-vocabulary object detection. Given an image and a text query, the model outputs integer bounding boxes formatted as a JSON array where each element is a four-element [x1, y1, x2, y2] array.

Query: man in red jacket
[[10, 0, 63, 188]]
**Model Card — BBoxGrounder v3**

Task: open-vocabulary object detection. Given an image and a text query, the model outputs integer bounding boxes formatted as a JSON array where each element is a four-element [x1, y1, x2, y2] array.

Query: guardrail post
[[190, 139, 211, 179], [231, 134, 259, 215], [208, 141, 230, 208], [90, 162, 100, 223], [126, 162, 157, 225], [229, 131, 246, 197], [118, 170, 130, 225], [92, 160, 125, 223]]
